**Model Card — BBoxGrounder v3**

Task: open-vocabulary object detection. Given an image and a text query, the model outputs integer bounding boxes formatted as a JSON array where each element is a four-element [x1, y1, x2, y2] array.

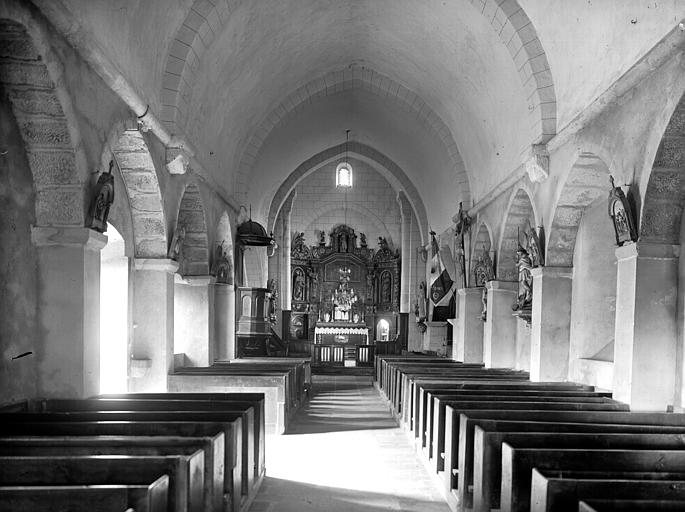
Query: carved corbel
[[525, 144, 549, 183], [166, 147, 190, 175]]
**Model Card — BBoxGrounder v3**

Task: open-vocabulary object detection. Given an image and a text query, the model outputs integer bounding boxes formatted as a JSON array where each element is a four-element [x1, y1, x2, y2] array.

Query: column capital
[[31, 226, 107, 251], [485, 280, 517, 292], [616, 241, 679, 261], [457, 286, 485, 297], [531, 266, 573, 279], [175, 274, 215, 286], [134, 258, 179, 273]]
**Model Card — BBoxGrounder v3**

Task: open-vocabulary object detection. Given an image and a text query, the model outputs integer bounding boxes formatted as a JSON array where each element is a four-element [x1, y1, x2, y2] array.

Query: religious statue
[[293, 232, 305, 252], [480, 287, 488, 322], [378, 237, 389, 251], [214, 243, 233, 284], [454, 202, 472, 287], [512, 244, 533, 312], [360, 232, 367, 248], [340, 233, 348, 252], [291, 231, 310, 259], [87, 160, 115, 233], [318, 230, 326, 247], [608, 175, 638, 246], [292, 267, 306, 302], [414, 280, 428, 333], [472, 248, 495, 287], [524, 221, 545, 267], [168, 225, 186, 261], [267, 278, 278, 322]]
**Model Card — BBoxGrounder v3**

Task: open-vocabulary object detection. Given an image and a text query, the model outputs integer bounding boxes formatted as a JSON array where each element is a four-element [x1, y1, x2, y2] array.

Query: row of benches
[[170, 357, 311, 434], [0, 392, 265, 512], [375, 355, 685, 512]]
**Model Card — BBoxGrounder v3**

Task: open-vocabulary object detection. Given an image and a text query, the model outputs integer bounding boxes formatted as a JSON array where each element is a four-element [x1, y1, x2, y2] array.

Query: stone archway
[[112, 129, 167, 258], [471, 220, 494, 266], [497, 187, 537, 281], [176, 182, 209, 276], [546, 153, 611, 267]]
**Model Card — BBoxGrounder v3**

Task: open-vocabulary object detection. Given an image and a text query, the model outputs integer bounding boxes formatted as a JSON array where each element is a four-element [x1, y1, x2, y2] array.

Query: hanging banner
[[429, 232, 454, 306]]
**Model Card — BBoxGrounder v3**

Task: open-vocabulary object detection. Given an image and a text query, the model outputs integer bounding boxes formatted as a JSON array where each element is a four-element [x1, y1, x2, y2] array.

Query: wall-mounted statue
[[608, 175, 638, 246], [213, 242, 233, 284], [291, 231, 311, 259], [472, 249, 495, 287], [292, 267, 306, 302], [360, 232, 367, 248], [414, 280, 428, 334], [87, 160, 115, 233], [454, 202, 472, 287], [168, 225, 186, 261], [512, 244, 533, 312], [267, 278, 278, 322]]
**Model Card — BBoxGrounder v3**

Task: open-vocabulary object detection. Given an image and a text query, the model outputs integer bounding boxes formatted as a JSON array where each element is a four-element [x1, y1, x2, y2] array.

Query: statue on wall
[[292, 267, 306, 302], [454, 202, 472, 287], [480, 287, 488, 322], [214, 242, 233, 284], [291, 231, 311, 260], [168, 225, 186, 261], [360, 232, 367, 248], [414, 280, 428, 334], [512, 243, 533, 313], [472, 248, 495, 287], [318, 230, 326, 247], [378, 236, 389, 251], [267, 278, 278, 323], [608, 175, 638, 246], [87, 160, 115, 233]]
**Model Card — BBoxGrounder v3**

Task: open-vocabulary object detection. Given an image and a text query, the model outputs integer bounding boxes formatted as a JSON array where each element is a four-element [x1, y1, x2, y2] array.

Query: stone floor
[[249, 375, 451, 512]]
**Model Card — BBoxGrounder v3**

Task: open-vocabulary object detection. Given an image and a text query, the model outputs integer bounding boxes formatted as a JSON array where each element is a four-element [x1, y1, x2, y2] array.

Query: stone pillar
[[483, 280, 517, 368], [174, 275, 213, 367], [613, 242, 677, 410], [31, 227, 107, 398], [398, 191, 413, 313], [453, 287, 484, 363], [530, 266, 573, 382], [279, 190, 296, 310], [424, 321, 448, 356], [211, 283, 236, 361], [130, 258, 178, 392]]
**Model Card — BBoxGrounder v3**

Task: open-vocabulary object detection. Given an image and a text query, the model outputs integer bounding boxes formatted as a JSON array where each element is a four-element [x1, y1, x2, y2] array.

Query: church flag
[[429, 232, 454, 306]]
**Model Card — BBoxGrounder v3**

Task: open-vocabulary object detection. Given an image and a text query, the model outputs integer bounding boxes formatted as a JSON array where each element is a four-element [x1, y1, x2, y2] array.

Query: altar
[[314, 321, 370, 345]]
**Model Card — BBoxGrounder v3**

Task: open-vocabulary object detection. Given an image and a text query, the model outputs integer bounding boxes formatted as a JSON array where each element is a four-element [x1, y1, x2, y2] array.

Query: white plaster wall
[[289, 159, 401, 249], [569, 199, 617, 363], [174, 282, 210, 366]]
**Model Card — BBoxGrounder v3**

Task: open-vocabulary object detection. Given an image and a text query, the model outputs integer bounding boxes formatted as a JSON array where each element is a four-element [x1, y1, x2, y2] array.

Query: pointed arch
[[471, 220, 494, 263], [497, 187, 537, 281], [177, 182, 209, 276], [112, 129, 167, 258], [546, 153, 611, 267]]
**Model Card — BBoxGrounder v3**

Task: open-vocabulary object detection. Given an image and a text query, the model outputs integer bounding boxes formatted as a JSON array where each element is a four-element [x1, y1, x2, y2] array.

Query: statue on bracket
[[608, 175, 638, 246], [267, 278, 278, 323], [213, 241, 233, 284], [360, 232, 367, 248], [414, 280, 428, 334], [454, 202, 472, 287], [168, 225, 186, 261], [511, 225, 543, 323], [292, 232, 311, 259], [87, 160, 115, 233]]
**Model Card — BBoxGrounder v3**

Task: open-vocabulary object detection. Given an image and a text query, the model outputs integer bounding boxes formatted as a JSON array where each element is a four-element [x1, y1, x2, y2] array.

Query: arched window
[[377, 319, 390, 341], [335, 162, 353, 188]]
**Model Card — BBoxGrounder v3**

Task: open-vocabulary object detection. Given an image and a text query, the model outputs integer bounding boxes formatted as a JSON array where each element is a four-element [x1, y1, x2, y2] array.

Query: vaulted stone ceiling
[[38, 0, 685, 233]]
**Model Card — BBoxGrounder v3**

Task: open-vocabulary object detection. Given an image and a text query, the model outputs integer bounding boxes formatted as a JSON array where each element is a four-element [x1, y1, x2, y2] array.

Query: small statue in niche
[[267, 278, 278, 323], [378, 236, 389, 251], [512, 244, 533, 312], [168, 225, 186, 261], [318, 230, 326, 247], [524, 221, 545, 267], [87, 160, 115, 233], [608, 175, 638, 246], [214, 243, 233, 284], [292, 267, 306, 302], [293, 232, 305, 252], [360, 232, 367, 248], [340, 234, 348, 253]]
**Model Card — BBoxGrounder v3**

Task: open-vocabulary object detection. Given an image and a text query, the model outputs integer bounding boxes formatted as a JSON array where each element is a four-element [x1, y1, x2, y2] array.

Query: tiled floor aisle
[[249, 375, 451, 512]]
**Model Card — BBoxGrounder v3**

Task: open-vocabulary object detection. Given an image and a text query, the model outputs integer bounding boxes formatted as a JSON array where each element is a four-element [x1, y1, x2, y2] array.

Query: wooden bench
[[36, 397, 263, 498], [531, 469, 685, 512], [579, 498, 685, 511], [0, 420, 241, 512], [474, 430, 685, 512], [501, 447, 685, 512], [0, 454, 202, 512], [0, 478, 169, 512], [0, 435, 222, 512], [93, 392, 266, 483]]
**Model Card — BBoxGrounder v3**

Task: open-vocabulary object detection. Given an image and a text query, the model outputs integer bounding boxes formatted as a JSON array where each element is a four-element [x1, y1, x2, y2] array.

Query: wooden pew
[[0, 420, 240, 512], [94, 392, 265, 483], [0, 478, 169, 512], [35, 398, 261, 498], [424, 392, 618, 469], [531, 469, 685, 512], [0, 436, 222, 512], [579, 498, 685, 511], [500, 447, 685, 512], [444, 408, 685, 502], [0, 454, 202, 512], [474, 430, 685, 512]]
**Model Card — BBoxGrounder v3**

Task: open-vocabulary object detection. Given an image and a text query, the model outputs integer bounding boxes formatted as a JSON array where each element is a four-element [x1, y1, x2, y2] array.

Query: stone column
[[453, 287, 484, 363], [31, 227, 107, 398], [613, 242, 677, 410], [279, 190, 296, 310], [530, 266, 573, 382], [424, 321, 448, 356], [398, 191, 413, 313], [130, 258, 178, 392], [211, 283, 236, 361], [483, 280, 517, 368], [174, 275, 213, 367]]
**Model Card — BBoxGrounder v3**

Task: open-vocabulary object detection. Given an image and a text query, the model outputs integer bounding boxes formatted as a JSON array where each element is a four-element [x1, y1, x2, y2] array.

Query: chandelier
[[331, 266, 357, 320]]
